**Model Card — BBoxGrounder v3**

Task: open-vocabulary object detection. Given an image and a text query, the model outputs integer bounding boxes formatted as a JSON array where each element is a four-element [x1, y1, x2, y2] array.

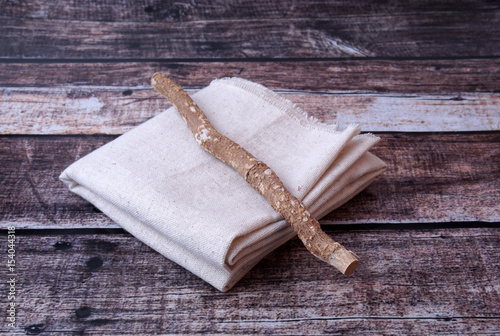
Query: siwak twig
[[151, 73, 359, 276]]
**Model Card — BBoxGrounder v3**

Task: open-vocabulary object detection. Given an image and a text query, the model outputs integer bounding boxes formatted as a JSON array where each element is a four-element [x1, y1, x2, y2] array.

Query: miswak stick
[[151, 73, 359, 276]]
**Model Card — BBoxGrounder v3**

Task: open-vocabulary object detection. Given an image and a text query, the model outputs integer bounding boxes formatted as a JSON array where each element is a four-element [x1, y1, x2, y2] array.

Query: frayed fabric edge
[[211, 77, 363, 135]]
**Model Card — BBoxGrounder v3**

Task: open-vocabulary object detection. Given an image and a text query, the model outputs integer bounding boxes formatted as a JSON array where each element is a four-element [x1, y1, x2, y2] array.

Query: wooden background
[[1, 1, 499, 335]]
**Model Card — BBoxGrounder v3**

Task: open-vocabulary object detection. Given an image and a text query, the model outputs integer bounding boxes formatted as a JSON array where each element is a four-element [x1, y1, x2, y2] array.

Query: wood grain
[[3, 0, 498, 22], [326, 132, 500, 225], [1, 88, 499, 134], [2, 1, 499, 335], [1, 11, 499, 59], [0, 228, 498, 335], [2, 59, 498, 93], [1, 133, 498, 229]]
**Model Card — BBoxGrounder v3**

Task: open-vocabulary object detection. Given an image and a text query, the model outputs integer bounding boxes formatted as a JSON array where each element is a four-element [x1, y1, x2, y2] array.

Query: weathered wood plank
[[3, 0, 498, 22], [1, 88, 499, 134], [0, 88, 498, 133], [4, 319, 499, 336], [0, 228, 498, 335], [4, 317, 499, 336], [2, 59, 498, 93], [1, 133, 498, 228], [1, 12, 499, 59], [325, 132, 500, 224]]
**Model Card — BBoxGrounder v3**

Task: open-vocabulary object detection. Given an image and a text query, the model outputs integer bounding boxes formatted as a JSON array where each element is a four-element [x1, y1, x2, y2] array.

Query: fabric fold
[[60, 77, 386, 291]]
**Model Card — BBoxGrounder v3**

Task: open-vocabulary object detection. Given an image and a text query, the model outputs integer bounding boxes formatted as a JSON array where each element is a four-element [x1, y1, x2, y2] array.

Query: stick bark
[[151, 73, 359, 276]]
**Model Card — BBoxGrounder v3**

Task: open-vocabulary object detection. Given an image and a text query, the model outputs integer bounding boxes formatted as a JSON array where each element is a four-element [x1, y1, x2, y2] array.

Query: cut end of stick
[[328, 247, 359, 277]]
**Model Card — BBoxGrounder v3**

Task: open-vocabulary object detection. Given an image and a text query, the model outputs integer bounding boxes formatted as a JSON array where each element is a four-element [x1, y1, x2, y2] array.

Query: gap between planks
[[2, 222, 500, 236]]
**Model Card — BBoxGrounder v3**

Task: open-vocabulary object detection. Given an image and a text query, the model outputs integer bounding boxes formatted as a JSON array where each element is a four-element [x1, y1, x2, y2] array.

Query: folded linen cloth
[[60, 77, 387, 291]]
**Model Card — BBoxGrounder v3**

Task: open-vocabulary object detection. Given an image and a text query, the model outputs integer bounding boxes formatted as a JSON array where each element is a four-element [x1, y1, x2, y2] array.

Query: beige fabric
[[60, 78, 387, 291]]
